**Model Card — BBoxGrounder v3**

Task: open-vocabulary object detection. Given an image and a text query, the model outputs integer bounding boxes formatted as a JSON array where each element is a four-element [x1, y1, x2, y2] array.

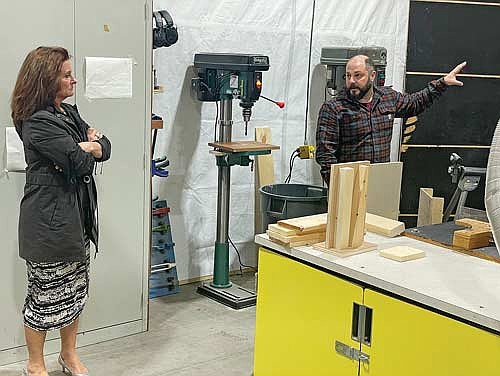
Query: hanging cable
[[284, 150, 300, 184], [303, 0, 317, 145], [214, 101, 219, 142], [228, 236, 255, 275]]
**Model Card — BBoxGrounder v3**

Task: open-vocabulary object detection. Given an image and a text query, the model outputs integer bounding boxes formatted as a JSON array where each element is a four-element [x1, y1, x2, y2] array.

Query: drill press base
[[197, 282, 256, 310]]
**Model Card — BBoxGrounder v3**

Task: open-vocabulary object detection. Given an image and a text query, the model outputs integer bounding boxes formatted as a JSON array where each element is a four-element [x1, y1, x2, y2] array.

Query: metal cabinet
[[254, 247, 500, 375], [254, 248, 363, 375], [361, 289, 500, 376]]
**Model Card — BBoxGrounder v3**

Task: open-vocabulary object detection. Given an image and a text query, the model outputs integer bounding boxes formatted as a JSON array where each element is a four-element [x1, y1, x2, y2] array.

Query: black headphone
[[152, 10, 178, 49], [159, 10, 178, 47], [152, 11, 165, 49]]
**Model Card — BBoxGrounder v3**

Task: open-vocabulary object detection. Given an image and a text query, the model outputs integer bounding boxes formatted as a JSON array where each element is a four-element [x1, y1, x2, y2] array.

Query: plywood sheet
[[313, 241, 377, 258], [367, 162, 402, 220]]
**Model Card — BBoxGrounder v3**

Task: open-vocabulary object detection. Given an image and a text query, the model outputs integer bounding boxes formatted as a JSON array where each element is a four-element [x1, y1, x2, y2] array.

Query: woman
[[11, 46, 111, 376]]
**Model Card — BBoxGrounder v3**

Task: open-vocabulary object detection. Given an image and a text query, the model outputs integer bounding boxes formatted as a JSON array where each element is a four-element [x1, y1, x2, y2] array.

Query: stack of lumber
[[266, 212, 405, 247], [266, 214, 327, 247], [453, 218, 492, 250]]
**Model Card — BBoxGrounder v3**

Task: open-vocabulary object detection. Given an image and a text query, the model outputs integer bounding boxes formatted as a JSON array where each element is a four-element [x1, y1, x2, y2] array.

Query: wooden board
[[365, 213, 405, 237], [367, 162, 403, 220], [334, 167, 354, 249], [267, 230, 326, 247], [254, 127, 275, 235], [325, 161, 370, 249], [350, 165, 369, 248], [278, 213, 327, 233], [379, 246, 426, 262], [268, 223, 319, 236], [453, 218, 492, 250], [209, 141, 280, 152], [403, 223, 500, 264], [417, 188, 444, 227], [313, 241, 377, 258]]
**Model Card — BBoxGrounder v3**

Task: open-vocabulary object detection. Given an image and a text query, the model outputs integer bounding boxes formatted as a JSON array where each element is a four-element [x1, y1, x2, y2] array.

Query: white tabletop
[[255, 232, 500, 333]]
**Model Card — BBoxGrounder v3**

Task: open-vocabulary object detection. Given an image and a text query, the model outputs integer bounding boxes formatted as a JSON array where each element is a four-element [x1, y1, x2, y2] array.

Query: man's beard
[[347, 80, 373, 101]]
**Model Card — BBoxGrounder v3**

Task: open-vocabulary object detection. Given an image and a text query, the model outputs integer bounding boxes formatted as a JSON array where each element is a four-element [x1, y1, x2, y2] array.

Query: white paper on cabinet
[[85, 57, 133, 99], [5, 127, 26, 172]]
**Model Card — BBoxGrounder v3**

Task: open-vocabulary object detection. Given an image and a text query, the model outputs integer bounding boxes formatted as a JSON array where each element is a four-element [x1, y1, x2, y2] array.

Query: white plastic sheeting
[[485, 118, 500, 246], [152, 0, 410, 281]]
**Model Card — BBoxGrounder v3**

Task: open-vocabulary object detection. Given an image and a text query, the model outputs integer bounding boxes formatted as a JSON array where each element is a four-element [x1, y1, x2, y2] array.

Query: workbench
[[253, 232, 500, 376]]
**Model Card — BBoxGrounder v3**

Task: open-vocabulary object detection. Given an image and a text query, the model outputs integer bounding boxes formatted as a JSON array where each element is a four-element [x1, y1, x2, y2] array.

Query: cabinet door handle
[[351, 302, 373, 346]]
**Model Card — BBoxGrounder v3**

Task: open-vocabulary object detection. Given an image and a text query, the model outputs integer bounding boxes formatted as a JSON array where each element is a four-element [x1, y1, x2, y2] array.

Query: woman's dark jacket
[[15, 103, 111, 262]]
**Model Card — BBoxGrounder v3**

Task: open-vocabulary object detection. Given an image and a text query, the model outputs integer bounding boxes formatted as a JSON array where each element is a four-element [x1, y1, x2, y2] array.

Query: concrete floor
[[0, 273, 256, 376]]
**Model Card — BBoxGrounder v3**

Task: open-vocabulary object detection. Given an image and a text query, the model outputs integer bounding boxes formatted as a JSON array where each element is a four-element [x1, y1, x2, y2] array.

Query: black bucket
[[259, 184, 328, 230]]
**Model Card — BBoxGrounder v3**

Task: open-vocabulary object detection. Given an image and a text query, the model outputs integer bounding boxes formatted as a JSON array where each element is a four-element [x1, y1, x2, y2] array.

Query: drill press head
[[320, 46, 387, 97], [192, 53, 269, 134]]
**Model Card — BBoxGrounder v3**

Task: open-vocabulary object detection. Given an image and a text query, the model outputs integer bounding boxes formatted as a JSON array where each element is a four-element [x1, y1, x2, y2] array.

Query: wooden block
[[268, 223, 299, 236], [366, 162, 403, 220], [313, 241, 377, 258], [365, 212, 405, 237], [453, 217, 492, 250], [455, 218, 490, 230], [267, 230, 326, 247], [379, 246, 426, 262], [325, 161, 370, 249], [417, 188, 444, 226], [151, 119, 163, 129], [334, 167, 354, 249], [350, 165, 369, 248], [254, 127, 275, 235], [278, 213, 327, 233], [255, 128, 275, 187]]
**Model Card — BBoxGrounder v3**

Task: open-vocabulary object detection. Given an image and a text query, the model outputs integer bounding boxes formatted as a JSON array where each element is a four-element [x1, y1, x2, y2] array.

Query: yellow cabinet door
[[254, 248, 363, 376], [361, 289, 500, 376]]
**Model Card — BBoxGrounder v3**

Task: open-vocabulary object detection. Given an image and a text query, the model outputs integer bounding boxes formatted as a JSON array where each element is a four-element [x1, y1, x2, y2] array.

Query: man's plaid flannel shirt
[[315, 79, 447, 184]]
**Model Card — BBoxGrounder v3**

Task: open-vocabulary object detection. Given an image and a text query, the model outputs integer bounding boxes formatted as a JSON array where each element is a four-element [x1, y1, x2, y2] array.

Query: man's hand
[[87, 127, 103, 142], [79, 141, 103, 159], [443, 61, 467, 86]]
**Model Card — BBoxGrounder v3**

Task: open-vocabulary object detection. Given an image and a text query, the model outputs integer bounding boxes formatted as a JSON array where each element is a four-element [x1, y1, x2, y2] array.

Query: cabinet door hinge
[[335, 340, 370, 364]]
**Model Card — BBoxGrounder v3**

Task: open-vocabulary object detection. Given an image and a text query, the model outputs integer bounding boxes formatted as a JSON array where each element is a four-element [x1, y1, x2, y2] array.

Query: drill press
[[191, 53, 278, 309]]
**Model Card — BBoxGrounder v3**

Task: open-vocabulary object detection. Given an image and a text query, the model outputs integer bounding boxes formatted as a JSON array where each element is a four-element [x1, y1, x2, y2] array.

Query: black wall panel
[[400, 1, 498, 224], [400, 147, 488, 213], [404, 75, 500, 145], [407, 1, 500, 74]]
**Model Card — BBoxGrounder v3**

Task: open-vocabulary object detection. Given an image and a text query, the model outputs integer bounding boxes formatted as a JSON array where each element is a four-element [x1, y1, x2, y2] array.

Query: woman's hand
[[79, 141, 102, 159], [87, 127, 103, 142]]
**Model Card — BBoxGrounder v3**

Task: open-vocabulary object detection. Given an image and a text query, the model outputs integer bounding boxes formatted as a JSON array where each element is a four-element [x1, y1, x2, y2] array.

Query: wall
[[151, 0, 410, 282]]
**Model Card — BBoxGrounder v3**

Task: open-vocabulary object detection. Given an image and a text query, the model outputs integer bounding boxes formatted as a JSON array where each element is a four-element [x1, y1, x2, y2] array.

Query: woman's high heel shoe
[[58, 354, 89, 376]]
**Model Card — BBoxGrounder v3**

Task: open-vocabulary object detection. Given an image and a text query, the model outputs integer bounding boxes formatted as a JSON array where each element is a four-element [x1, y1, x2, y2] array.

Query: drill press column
[[213, 99, 232, 288]]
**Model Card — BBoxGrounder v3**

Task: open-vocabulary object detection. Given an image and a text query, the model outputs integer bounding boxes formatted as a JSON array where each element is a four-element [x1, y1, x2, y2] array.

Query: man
[[315, 54, 466, 184]]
